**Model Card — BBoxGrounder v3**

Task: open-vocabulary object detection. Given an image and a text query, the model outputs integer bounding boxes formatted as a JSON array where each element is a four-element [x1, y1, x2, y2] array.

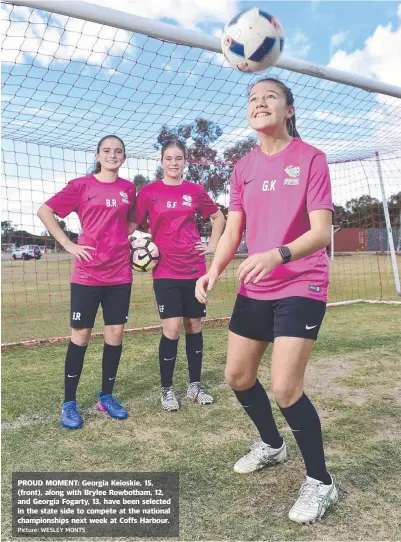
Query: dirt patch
[[305, 355, 368, 405], [306, 353, 401, 408], [202, 428, 249, 446], [132, 423, 182, 443]]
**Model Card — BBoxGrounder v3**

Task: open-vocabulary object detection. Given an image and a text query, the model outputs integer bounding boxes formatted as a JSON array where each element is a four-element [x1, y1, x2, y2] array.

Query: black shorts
[[229, 294, 326, 342], [153, 278, 206, 320], [70, 283, 132, 329]]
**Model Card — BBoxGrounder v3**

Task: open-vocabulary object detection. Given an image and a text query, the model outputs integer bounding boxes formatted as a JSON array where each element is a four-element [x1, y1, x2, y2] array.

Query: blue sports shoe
[[61, 400, 83, 429], [96, 393, 128, 419]]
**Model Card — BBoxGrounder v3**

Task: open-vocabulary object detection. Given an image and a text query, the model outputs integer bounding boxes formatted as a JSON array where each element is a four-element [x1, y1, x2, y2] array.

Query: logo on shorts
[[158, 305, 164, 313], [72, 312, 81, 321], [182, 195, 192, 207], [120, 191, 129, 204]]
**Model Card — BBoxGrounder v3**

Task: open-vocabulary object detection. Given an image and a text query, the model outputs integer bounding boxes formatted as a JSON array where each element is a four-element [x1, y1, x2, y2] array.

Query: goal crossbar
[[5, 0, 401, 99]]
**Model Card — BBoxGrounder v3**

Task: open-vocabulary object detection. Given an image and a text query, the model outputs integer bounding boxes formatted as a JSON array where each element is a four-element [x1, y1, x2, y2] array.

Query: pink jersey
[[46, 175, 136, 286], [134, 180, 218, 279], [229, 138, 334, 301]]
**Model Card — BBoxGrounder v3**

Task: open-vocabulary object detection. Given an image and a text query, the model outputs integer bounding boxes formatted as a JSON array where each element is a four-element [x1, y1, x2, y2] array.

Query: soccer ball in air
[[221, 7, 284, 73], [130, 238, 160, 272]]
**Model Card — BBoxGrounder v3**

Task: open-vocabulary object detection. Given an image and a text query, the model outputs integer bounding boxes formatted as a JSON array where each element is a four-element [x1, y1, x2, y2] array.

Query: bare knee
[[225, 367, 256, 391], [104, 325, 124, 345], [183, 318, 201, 334], [162, 322, 181, 341], [272, 382, 303, 408], [71, 328, 91, 346]]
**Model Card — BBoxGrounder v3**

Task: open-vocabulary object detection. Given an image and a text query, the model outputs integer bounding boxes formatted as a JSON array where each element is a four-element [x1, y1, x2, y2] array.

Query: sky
[[80, 0, 401, 85], [1, 0, 401, 234]]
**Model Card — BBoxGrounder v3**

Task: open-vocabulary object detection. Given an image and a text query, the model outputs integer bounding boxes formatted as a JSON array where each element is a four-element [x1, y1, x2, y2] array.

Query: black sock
[[101, 343, 122, 396], [159, 335, 179, 388], [186, 332, 203, 383], [280, 393, 331, 485], [64, 341, 87, 402], [234, 380, 283, 449]]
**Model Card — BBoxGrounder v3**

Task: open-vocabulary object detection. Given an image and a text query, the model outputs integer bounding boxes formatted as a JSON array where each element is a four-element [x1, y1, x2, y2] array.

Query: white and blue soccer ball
[[221, 7, 284, 73]]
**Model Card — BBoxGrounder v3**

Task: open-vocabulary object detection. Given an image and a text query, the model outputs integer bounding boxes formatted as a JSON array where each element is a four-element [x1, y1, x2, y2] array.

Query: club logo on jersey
[[182, 194, 192, 207], [120, 191, 129, 204], [285, 165, 300, 177], [284, 165, 300, 186]]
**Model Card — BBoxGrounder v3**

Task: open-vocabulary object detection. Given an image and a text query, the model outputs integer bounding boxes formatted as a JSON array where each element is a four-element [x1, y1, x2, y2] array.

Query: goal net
[[2, 1, 401, 345]]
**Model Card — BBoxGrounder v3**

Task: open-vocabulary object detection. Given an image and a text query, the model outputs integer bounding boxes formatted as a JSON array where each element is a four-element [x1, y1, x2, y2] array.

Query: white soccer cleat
[[186, 382, 214, 405], [161, 386, 180, 411], [233, 439, 287, 474], [288, 474, 338, 524]]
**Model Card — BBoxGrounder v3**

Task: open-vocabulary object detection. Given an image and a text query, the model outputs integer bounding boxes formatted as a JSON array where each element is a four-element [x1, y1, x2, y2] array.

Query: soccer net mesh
[[2, 2, 401, 345]]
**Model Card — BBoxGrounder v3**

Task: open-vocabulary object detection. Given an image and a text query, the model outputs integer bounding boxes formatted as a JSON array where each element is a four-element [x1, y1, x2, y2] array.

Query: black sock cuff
[[103, 342, 122, 352], [233, 379, 262, 404], [161, 334, 179, 345], [279, 392, 308, 414], [185, 331, 202, 339], [68, 341, 88, 354]]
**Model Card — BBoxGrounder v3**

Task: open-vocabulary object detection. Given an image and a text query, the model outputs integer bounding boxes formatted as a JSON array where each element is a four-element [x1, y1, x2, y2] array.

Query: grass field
[[2, 303, 401, 541], [2, 252, 400, 344]]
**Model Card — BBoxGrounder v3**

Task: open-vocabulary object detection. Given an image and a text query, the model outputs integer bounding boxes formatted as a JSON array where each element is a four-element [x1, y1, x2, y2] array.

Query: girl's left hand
[[237, 249, 282, 284], [195, 242, 216, 256]]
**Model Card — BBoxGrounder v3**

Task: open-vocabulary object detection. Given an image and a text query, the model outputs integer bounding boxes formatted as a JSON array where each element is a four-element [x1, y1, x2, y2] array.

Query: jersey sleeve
[[197, 187, 219, 219], [228, 165, 244, 212], [132, 187, 150, 227], [45, 181, 81, 218], [306, 153, 334, 213]]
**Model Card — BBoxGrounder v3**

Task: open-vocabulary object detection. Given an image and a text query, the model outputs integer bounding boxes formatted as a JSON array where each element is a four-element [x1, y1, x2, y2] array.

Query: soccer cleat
[[161, 386, 180, 411], [288, 474, 338, 524], [186, 382, 214, 405], [61, 400, 83, 429], [233, 439, 287, 474], [96, 393, 128, 419]]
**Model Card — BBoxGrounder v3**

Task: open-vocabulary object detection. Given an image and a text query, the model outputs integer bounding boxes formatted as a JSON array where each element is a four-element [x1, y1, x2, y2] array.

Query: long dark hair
[[248, 77, 301, 138], [90, 135, 126, 174], [161, 139, 187, 161]]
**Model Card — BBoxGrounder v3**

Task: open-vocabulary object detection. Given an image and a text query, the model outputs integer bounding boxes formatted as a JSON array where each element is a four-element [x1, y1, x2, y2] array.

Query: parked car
[[12, 245, 42, 260]]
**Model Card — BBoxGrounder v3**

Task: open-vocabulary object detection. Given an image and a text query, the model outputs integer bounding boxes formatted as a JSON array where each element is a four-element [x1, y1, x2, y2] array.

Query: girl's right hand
[[195, 272, 219, 304], [64, 240, 95, 262]]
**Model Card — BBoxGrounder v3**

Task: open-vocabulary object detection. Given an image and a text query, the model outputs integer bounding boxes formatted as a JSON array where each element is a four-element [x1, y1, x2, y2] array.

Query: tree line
[[2, 117, 400, 247]]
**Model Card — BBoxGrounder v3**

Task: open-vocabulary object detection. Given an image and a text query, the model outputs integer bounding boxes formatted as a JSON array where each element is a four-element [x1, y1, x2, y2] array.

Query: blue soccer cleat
[[61, 400, 83, 429], [96, 393, 128, 419]]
